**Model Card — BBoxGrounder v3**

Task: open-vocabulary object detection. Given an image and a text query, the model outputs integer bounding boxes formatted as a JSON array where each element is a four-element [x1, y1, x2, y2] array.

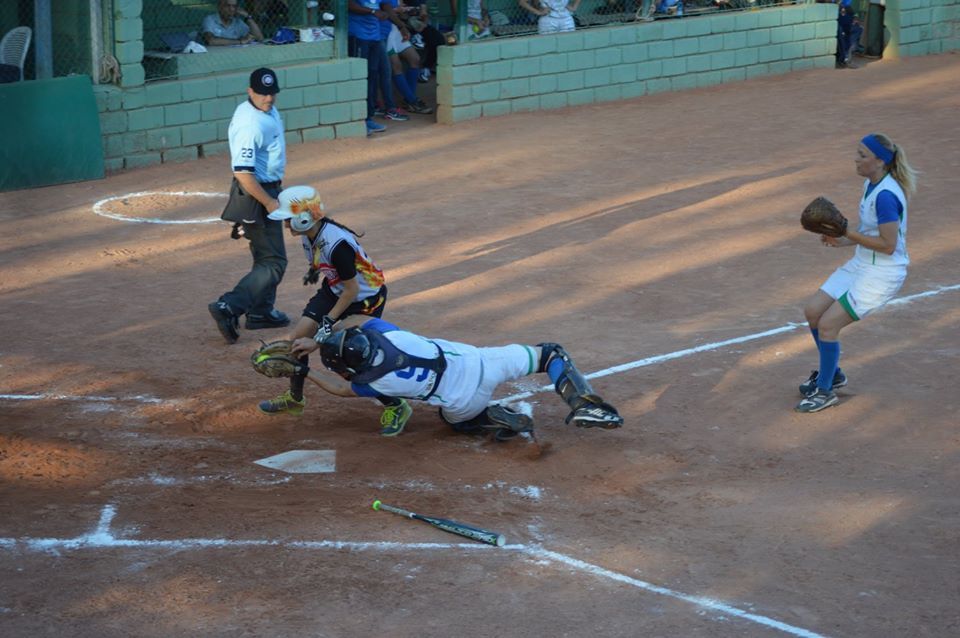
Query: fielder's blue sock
[[810, 327, 821, 351], [817, 340, 841, 392], [547, 358, 564, 385], [393, 73, 416, 104], [405, 68, 420, 98]]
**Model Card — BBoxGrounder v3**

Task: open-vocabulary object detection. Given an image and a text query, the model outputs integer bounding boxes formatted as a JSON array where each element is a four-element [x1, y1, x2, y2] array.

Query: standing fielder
[[796, 133, 917, 413], [289, 316, 624, 438]]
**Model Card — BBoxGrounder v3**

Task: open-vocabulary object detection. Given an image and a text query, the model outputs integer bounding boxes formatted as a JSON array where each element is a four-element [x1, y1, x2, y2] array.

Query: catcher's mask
[[320, 327, 375, 378], [268, 185, 325, 232]]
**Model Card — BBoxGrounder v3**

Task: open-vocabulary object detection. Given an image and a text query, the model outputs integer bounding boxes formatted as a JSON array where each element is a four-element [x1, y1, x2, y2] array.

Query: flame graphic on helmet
[[290, 193, 325, 222]]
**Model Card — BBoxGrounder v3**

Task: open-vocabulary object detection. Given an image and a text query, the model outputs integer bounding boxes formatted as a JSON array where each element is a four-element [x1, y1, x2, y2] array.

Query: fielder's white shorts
[[436, 344, 538, 423], [538, 14, 575, 34], [386, 24, 412, 56], [820, 257, 907, 320]]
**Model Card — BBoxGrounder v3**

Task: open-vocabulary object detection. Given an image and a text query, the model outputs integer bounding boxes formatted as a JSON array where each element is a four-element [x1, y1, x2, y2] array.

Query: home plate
[[254, 450, 336, 474]]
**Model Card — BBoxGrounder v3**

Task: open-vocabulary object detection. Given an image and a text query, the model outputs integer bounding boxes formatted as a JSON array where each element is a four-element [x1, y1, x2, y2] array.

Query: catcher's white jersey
[[351, 319, 538, 422]]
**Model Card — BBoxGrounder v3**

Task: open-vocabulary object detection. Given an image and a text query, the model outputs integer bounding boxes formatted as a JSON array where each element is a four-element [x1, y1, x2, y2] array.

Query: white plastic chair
[[1, 26, 31, 81]]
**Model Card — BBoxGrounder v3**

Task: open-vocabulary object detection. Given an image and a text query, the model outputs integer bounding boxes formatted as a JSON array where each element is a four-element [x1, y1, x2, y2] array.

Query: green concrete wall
[[436, 3, 839, 123], [893, 0, 960, 57], [94, 60, 369, 173]]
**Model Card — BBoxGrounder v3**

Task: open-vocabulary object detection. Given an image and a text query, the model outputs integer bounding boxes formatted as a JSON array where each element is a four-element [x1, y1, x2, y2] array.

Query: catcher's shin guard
[[442, 405, 534, 441], [538, 343, 624, 429]]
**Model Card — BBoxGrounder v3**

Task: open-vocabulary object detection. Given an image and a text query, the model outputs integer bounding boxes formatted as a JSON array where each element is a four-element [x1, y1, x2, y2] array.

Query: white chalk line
[[0, 505, 825, 638], [1, 284, 956, 407], [92, 190, 224, 224], [501, 283, 960, 403]]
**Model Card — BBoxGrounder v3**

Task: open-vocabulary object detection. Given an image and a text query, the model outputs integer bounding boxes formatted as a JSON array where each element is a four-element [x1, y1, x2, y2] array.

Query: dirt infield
[[1, 53, 958, 638]]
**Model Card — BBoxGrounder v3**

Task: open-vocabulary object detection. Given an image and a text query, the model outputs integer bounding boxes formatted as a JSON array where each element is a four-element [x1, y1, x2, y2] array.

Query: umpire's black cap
[[250, 67, 280, 95]]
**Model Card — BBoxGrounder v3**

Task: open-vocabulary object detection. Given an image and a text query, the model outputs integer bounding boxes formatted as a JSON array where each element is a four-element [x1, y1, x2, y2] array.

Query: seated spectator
[[202, 0, 265, 45], [375, 0, 412, 122], [385, 20, 434, 113], [401, 0, 446, 82], [518, 0, 581, 34], [451, 0, 492, 38], [836, 0, 863, 68]]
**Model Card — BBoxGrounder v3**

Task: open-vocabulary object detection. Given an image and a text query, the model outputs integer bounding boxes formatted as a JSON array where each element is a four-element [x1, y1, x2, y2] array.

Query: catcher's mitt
[[251, 340, 307, 378], [801, 196, 848, 238]]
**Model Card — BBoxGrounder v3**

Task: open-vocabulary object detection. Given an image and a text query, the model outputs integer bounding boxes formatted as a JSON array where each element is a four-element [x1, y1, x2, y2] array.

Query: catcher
[[253, 315, 624, 440], [254, 185, 411, 436], [795, 133, 917, 413]]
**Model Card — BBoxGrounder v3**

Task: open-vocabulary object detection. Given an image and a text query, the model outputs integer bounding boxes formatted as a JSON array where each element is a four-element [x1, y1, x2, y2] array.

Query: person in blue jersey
[[290, 316, 624, 439], [796, 133, 918, 413], [348, 0, 389, 135], [209, 68, 290, 344]]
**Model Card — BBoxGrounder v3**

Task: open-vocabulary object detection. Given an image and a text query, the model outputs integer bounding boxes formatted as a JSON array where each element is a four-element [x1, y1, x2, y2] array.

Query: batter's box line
[[0, 505, 828, 638]]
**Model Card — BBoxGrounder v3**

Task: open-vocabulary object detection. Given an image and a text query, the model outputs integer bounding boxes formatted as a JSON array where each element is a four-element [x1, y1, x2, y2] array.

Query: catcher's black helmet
[[320, 327, 375, 377]]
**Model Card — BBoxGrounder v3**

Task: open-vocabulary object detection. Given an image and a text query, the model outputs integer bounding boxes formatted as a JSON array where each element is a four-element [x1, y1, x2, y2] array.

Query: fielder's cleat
[[245, 309, 291, 330], [208, 300, 239, 344], [799, 369, 847, 397], [258, 390, 305, 416], [380, 399, 413, 437], [795, 388, 839, 413], [569, 402, 624, 429], [486, 404, 534, 441]]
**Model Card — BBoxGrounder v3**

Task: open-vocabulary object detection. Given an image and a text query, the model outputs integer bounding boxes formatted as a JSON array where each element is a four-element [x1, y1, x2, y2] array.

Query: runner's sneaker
[[404, 99, 433, 114], [380, 399, 413, 436], [384, 108, 409, 121], [366, 118, 386, 135], [798, 369, 847, 397], [258, 390, 305, 416], [795, 388, 839, 413]]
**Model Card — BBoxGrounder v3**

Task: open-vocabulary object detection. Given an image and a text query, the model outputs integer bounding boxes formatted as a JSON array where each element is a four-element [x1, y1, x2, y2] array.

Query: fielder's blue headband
[[861, 134, 895, 165]]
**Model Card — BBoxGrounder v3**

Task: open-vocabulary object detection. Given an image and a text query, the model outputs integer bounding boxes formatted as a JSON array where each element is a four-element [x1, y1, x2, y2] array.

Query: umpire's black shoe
[[245, 309, 291, 330], [208, 300, 239, 344]]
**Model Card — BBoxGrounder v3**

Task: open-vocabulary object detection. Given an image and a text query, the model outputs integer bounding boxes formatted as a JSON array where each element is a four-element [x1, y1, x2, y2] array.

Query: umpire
[[209, 67, 290, 344]]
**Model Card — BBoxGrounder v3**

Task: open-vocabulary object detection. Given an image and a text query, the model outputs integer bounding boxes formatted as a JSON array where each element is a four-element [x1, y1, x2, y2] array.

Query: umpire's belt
[[259, 180, 281, 189]]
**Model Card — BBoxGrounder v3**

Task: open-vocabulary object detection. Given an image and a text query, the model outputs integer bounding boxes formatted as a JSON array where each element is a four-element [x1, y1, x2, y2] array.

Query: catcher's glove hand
[[801, 196, 848, 238], [251, 340, 308, 378], [303, 267, 320, 286]]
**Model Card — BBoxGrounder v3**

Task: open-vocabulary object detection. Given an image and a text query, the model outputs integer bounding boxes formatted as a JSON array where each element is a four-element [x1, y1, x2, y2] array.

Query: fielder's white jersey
[[854, 173, 908, 267], [228, 100, 285, 183], [301, 223, 385, 300]]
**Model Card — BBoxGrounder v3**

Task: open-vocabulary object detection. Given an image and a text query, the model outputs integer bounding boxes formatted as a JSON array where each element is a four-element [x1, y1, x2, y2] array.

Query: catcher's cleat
[[795, 388, 839, 413], [208, 301, 239, 344], [486, 405, 534, 442], [245, 309, 291, 330], [380, 399, 412, 437], [799, 369, 847, 397], [568, 401, 624, 429], [258, 390, 305, 416]]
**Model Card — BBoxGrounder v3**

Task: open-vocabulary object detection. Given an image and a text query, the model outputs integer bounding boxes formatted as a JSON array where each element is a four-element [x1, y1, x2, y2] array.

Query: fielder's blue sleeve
[[875, 190, 903, 224]]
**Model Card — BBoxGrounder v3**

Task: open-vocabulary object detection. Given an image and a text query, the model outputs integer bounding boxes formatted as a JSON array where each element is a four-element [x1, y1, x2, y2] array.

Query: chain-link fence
[[1, 0, 113, 83], [141, 0, 339, 82]]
